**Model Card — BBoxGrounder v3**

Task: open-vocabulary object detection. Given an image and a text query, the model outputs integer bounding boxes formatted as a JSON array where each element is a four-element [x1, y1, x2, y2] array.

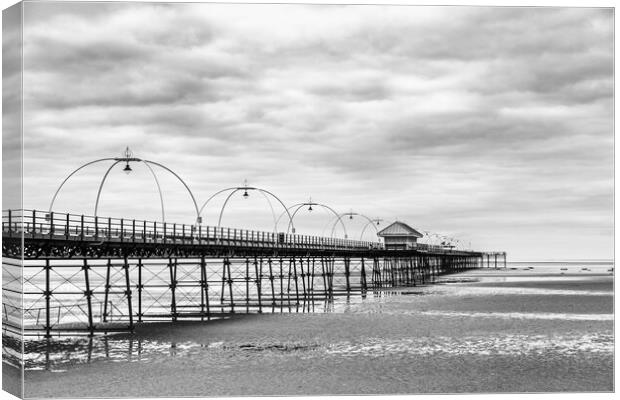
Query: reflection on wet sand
[[15, 327, 615, 372], [5, 264, 614, 397], [14, 291, 406, 371]]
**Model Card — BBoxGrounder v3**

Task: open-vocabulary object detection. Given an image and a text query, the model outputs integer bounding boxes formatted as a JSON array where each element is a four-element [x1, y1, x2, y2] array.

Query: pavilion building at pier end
[[377, 221, 424, 250]]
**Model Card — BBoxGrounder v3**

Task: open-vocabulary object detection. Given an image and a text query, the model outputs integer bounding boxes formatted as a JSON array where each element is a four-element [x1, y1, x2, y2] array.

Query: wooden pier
[[2, 209, 505, 337]]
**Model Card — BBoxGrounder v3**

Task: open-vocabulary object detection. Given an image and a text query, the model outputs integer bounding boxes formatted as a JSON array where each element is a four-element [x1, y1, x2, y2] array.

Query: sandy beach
[[10, 266, 614, 397]]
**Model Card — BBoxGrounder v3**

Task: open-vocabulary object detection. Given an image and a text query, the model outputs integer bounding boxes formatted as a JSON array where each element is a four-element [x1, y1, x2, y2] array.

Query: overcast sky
[[9, 2, 613, 260]]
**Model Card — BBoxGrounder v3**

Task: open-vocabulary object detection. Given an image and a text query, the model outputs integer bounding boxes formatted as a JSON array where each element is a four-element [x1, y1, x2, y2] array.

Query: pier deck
[[2, 209, 505, 337]]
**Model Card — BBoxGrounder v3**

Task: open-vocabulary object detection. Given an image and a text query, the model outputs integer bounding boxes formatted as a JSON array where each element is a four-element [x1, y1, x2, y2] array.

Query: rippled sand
[[10, 266, 614, 397]]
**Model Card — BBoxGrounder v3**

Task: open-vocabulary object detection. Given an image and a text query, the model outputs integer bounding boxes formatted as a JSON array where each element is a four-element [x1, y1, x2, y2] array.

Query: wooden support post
[[220, 259, 227, 311], [344, 257, 351, 292], [298, 258, 307, 298], [255, 257, 263, 313], [309, 257, 316, 296], [292, 258, 300, 305], [385, 258, 390, 285], [168, 257, 177, 320], [504, 252, 507, 268], [45, 259, 51, 338], [83, 259, 94, 336], [360, 258, 367, 291], [200, 256, 210, 320], [279, 258, 286, 308], [103, 259, 112, 322], [226, 259, 235, 312], [245, 258, 250, 312], [268, 258, 276, 307], [330, 258, 335, 294], [327, 257, 334, 295], [124, 257, 134, 331], [372, 258, 380, 287], [320, 257, 328, 297], [393, 258, 398, 285], [137, 259, 143, 323]]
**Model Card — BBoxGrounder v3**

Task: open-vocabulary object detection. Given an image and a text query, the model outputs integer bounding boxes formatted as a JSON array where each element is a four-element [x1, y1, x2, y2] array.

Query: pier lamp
[[242, 179, 249, 198], [122, 147, 133, 174]]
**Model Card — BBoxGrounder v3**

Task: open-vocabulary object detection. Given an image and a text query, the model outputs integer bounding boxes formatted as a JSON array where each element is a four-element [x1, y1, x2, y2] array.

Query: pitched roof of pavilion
[[377, 221, 424, 238]]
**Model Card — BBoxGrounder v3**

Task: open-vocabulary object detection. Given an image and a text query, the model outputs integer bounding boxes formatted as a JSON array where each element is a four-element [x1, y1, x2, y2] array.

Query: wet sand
[[14, 267, 614, 397]]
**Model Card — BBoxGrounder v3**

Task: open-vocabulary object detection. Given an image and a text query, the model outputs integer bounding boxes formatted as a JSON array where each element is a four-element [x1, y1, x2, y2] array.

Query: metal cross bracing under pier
[[2, 209, 500, 337]]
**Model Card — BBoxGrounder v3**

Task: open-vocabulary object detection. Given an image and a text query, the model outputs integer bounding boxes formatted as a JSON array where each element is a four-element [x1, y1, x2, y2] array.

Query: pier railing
[[2, 209, 463, 253], [3, 209, 387, 251]]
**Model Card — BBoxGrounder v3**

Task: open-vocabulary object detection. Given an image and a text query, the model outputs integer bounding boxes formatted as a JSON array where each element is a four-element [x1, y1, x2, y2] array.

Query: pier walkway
[[2, 209, 504, 337]]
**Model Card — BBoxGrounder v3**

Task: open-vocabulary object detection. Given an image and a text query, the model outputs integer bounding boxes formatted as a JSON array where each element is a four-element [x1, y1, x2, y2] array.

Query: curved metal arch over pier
[[48, 148, 201, 224], [359, 218, 382, 241], [198, 183, 295, 233], [329, 211, 381, 240], [274, 200, 349, 237]]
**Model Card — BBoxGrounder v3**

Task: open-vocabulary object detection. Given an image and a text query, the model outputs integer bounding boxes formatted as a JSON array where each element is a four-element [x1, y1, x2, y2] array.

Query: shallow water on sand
[[11, 264, 615, 396]]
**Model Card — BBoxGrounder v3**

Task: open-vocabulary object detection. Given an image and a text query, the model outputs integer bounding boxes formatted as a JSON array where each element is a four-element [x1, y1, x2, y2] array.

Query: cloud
[[16, 3, 613, 260]]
